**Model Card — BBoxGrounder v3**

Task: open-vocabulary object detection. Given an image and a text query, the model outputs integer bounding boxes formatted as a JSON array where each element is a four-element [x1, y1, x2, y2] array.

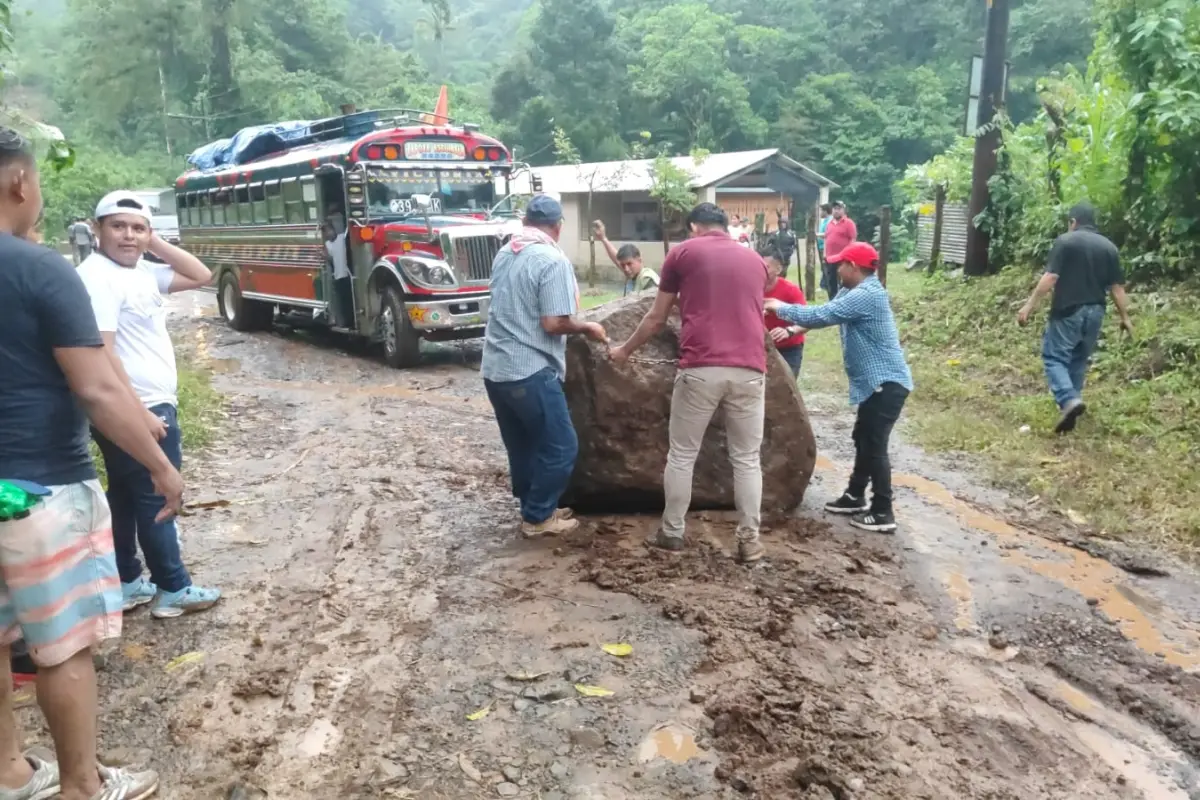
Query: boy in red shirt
[[760, 244, 806, 377]]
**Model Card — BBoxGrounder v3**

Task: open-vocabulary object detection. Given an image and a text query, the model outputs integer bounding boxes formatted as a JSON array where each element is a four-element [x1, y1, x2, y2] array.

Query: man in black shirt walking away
[[1017, 203, 1133, 433]]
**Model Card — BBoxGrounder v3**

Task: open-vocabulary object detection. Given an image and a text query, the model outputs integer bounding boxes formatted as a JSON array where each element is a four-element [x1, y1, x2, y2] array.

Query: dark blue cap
[[525, 194, 563, 225]]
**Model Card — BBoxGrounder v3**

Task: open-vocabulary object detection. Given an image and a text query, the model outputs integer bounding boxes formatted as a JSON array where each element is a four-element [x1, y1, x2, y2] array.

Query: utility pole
[[157, 52, 172, 157], [964, 0, 1010, 276], [878, 205, 892, 287]]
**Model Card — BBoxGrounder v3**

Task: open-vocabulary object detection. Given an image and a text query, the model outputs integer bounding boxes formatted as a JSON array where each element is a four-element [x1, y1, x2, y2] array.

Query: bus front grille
[[453, 235, 502, 283]]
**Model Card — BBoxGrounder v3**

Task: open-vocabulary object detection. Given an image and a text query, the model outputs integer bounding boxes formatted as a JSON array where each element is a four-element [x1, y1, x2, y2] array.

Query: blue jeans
[[1042, 304, 1105, 409], [93, 403, 191, 593], [778, 344, 804, 378], [484, 368, 579, 524]]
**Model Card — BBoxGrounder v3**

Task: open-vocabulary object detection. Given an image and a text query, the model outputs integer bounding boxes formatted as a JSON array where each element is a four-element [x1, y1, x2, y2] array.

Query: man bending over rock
[[610, 202, 769, 564], [482, 195, 608, 538]]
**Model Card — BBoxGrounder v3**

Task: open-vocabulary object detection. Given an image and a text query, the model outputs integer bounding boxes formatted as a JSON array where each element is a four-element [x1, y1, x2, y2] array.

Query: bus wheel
[[218, 272, 272, 332], [379, 286, 422, 369]]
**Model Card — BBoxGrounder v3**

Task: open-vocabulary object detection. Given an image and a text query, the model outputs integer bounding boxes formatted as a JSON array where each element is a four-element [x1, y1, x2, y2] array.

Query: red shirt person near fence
[[820, 201, 858, 300], [824, 205, 858, 264]]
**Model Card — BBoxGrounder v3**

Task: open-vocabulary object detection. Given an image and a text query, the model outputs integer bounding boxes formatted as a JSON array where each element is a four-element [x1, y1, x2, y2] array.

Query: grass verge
[[91, 350, 222, 485], [580, 287, 624, 310], [802, 266, 1200, 555]]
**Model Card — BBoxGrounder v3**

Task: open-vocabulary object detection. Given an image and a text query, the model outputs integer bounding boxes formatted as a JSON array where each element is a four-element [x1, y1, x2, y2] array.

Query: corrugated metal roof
[[916, 202, 970, 266], [533, 149, 837, 194]]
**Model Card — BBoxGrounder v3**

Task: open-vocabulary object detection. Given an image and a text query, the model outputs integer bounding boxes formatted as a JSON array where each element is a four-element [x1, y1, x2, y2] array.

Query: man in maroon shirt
[[610, 203, 768, 563], [822, 201, 857, 301]]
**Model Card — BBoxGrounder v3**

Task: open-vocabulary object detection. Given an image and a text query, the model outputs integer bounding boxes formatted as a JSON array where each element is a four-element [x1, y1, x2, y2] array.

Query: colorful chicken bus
[[175, 108, 524, 367]]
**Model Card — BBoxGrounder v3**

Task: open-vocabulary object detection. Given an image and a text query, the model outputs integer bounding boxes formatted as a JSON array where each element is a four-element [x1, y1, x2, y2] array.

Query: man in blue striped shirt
[[482, 195, 608, 538], [765, 242, 913, 533]]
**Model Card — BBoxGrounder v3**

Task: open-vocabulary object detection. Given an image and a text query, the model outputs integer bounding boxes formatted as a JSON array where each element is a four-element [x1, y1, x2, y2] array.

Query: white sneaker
[[0, 754, 59, 800], [89, 765, 159, 800]]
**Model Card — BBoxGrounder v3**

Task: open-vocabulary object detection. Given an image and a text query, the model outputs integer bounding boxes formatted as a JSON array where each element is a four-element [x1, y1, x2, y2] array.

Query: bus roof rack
[[299, 108, 459, 148]]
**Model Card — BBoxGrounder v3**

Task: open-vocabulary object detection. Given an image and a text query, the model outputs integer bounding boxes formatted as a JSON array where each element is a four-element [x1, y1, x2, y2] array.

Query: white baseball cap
[[94, 190, 153, 223]]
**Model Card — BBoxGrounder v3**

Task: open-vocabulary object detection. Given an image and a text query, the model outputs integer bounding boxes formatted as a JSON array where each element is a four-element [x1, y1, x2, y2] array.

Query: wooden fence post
[[804, 207, 818, 300], [928, 184, 946, 275], [878, 205, 892, 287]]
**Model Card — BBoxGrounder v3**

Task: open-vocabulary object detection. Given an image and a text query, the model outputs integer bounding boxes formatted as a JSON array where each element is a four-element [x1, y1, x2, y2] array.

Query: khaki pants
[[662, 366, 765, 542]]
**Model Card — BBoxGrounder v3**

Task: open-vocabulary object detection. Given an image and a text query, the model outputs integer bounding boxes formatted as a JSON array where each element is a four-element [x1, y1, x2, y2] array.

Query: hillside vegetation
[[4, 0, 1094, 241]]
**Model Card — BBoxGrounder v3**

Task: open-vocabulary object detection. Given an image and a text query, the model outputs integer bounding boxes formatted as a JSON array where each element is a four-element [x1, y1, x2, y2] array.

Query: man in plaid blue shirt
[[765, 242, 913, 533]]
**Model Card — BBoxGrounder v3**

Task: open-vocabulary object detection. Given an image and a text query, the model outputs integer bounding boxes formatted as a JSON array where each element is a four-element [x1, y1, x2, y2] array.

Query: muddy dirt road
[[20, 293, 1199, 799]]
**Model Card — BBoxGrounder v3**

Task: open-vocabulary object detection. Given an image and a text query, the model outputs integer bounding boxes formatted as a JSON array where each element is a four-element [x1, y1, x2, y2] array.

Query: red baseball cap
[[838, 242, 880, 269]]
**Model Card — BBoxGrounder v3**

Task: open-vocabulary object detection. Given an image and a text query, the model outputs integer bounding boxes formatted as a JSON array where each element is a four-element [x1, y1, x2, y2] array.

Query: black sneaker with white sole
[[850, 510, 897, 533], [1055, 399, 1087, 434], [824, 493, 868, 515]]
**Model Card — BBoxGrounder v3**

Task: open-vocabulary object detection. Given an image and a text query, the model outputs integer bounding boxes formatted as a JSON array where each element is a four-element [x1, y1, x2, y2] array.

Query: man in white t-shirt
[[76, 190, 222, 620]]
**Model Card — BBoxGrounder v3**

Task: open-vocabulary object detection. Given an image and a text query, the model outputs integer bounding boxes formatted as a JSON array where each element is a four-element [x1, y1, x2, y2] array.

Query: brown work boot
[[521, 509, 579, 539], [737, 538, 765, 563]]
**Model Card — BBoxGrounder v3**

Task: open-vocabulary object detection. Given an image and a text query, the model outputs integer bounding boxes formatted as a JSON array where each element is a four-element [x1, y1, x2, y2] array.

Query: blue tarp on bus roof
[[185, 120, 314, 171]]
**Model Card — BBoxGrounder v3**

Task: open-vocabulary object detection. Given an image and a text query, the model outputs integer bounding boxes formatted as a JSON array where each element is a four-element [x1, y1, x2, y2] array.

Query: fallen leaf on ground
[[574, 684, 615, 698], [186, 499, 232, 511], [457, 753, 483, 783], [506, 670, 549, 682], [165, 652, 205, 672], [12, 686, 35, 709], [122, 644, 148, 662], [601, 643, 633, 657], [465, 703, 492, 721]]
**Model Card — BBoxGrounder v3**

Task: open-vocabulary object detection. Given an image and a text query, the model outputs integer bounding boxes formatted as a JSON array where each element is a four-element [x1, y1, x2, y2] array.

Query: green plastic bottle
[[0, 481, 39, 522]]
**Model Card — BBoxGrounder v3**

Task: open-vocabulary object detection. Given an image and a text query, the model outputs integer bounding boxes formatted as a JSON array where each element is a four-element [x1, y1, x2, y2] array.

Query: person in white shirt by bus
[[322, 218, 354, 328]]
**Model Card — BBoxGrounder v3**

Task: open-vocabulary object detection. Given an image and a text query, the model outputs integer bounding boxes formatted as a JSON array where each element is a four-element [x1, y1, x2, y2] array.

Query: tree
[[553, 126, 628, 287], [0, 0, 71, 168], [491, 0, 627, 163], [625, 3, 766, 151], [648, 149, 708, 255]]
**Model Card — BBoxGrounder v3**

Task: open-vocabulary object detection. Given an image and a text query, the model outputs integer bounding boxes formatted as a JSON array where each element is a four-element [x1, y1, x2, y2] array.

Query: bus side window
[[198, 192, 212, 226], [282, 179, 305, 223], [250, 183, 267, 224], [234, 185, 251, 225], [301, 176, 318, 221], [176, 192, 187, 227], [266, 180, 285, 222], [210, 190, 224, 226]]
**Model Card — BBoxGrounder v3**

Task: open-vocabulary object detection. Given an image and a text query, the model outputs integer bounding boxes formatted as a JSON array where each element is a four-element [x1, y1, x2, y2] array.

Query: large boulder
[[562, 293, 817, 514]]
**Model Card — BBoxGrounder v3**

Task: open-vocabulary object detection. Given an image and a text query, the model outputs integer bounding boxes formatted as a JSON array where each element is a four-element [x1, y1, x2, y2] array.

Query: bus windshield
[[365, 168, 497, 218]]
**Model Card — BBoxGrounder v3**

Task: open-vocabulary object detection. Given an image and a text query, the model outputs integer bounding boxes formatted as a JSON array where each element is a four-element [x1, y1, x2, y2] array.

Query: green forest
[[1, 0, 1197, 279]]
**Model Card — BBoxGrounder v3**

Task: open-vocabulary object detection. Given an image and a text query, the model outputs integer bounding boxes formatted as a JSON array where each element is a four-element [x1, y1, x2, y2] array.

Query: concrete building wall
[[558, 182, 829, 283], [561, 192, 671, 282]]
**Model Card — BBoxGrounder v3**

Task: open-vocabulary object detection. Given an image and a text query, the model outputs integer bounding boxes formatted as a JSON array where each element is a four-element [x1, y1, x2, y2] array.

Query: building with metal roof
[[518, 149, 838, 276]]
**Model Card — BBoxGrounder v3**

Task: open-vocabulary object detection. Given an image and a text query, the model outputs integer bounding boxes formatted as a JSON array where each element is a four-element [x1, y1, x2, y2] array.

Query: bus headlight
[[396, 256, 458, 289]]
